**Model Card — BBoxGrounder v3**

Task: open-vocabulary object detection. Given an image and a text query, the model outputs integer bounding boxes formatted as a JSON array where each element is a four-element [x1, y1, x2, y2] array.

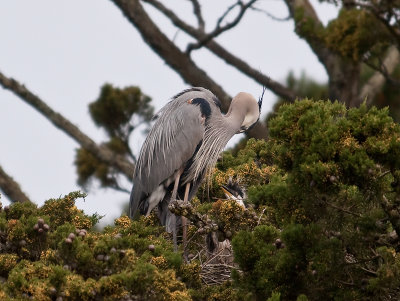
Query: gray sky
[[0, 0, 338, 225]]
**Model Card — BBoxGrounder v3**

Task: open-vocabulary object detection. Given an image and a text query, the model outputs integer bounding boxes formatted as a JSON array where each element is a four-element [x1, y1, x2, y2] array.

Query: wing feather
[[139, 103, 204, 190], [130, 90, 209, 217]]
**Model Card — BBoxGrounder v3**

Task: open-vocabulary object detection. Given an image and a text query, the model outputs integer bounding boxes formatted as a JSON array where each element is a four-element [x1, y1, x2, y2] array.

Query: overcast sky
[[0, 1, 338, 225]]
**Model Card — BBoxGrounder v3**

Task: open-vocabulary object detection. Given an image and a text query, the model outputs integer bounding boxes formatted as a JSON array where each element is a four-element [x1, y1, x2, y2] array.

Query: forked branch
[[186, 0, 258, 53], [188, 0, 205, 31], [142, 0, 297, 102], [112, 0, 269, 139]]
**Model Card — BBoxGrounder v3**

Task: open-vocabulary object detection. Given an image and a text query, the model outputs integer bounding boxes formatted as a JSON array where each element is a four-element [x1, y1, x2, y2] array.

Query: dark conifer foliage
[[75, 84, 154, 192], [1, 101, 400, 300]]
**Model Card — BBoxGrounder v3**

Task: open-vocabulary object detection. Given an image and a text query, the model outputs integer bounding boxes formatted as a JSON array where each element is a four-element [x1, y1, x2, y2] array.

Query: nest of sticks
[[188, 238, 241, 286], [169, 199, 244, 285], [200, 252, 238, 285]]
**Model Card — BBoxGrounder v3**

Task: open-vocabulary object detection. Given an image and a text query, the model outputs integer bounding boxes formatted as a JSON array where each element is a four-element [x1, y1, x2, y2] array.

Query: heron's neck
[[224, 106, 246, 135], [186, 106, 245, 181]]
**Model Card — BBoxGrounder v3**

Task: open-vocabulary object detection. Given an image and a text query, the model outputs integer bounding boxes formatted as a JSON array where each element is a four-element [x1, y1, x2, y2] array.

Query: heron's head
[[221, 178, 247, 208], [230, 92, 262, 133]]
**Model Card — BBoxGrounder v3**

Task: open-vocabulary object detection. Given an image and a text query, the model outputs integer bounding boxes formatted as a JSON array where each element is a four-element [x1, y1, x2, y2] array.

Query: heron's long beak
[[221, 185, 235, 199]]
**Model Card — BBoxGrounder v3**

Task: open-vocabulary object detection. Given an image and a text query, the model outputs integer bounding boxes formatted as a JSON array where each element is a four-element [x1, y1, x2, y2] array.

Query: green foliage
[[293, 6, 324, 42], [75, 147, 120, 190], [325, 9, 392, 62], [89, 84, 153, 138], [267, 292, 281, 301], [3, 99, 400, 300], [190, 281, 241, 301], [229, 100, 400, 300], [0, 193, 194, 300], [296, 295, 308, 301], [294, 4, 393, 64], [75, 84, 154, 190]]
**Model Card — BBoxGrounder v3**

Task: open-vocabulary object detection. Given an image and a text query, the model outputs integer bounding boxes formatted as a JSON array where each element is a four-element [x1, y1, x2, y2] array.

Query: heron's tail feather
[[129, 183, 142, 219]]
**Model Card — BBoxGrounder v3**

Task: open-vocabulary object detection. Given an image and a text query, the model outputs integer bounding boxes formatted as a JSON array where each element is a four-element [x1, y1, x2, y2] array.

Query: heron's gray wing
[[130, 98, 206, 217]]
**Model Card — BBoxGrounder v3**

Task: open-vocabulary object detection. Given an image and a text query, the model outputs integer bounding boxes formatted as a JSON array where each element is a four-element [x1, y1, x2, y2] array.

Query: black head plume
[[258, 86, 266, 113], [244, 86, 265, 132]]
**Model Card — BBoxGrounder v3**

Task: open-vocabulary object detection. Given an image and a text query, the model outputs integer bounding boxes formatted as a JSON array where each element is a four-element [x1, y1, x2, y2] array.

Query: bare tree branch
[[249, 5, 291, 21], [0, 71, 134, 180], [188, 0, 205, 31], [325, 201, 362, 218], [216, 1, 243, 28], [113, 0, 230, 110], [142, 0, 297, 102], [112, 0, 269, 139], [0, 164, 31, 203], [361, 46, 400, 105], [186, 0, 258, 53]]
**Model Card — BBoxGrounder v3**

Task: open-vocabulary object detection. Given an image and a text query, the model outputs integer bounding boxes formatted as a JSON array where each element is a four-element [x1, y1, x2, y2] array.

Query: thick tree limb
[[283, 0, 332, 67], [0, 71, 134, 180], [112, 0, 230, 111], [111, 0, 269, 139], [284, 0, 344, 80], [0, 164, 31, 203], [284, 0, 362, 106], [361, 46, 400, 105], [142, 0, 297, 102]]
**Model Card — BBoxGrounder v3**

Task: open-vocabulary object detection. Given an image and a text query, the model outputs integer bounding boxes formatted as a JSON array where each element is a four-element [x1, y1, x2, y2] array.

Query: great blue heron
[[129, 87, 262, 248]]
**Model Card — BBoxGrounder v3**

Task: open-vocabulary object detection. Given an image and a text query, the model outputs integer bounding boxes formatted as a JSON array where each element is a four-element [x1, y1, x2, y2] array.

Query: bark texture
[[0, 165, 31, 203]]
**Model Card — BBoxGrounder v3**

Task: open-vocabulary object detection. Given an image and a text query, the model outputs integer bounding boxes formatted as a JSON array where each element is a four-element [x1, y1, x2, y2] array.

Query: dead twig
[[249, 5, 291, 21], [186, 0, 259, 54], [188, 0, 205, 31], [325, 201, 362, 218]]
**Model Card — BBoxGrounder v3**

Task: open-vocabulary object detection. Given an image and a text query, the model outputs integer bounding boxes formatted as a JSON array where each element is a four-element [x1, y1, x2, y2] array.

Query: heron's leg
[[182, 182, 190, 261], [170, 170, 182, 252]]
